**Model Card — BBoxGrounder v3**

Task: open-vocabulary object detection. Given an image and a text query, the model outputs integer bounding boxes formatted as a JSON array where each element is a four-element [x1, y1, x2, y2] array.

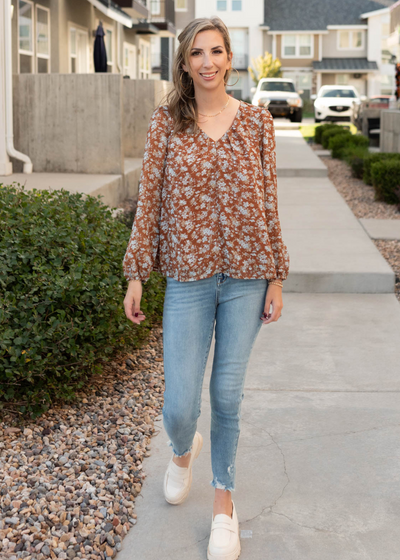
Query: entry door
[[124, 43, 137, 78], [76, 30, 88, 73]]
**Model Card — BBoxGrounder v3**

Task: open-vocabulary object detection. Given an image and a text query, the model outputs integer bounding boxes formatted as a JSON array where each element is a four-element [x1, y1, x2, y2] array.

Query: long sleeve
[[260, 108, 290, 280], [122, 106, 171, 283]]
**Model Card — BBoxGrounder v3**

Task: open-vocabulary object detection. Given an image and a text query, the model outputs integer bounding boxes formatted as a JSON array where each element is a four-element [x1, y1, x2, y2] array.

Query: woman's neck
[[195, 86, 230, 115]]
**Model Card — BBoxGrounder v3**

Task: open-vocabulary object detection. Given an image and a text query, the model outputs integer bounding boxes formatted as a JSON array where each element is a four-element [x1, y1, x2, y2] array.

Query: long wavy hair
[[165, 17, 233, 134]]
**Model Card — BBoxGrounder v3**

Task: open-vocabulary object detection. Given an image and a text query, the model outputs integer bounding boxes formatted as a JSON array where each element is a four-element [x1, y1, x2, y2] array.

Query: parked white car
[[251, 78, 303, 122], [312, 86, 366, 123]]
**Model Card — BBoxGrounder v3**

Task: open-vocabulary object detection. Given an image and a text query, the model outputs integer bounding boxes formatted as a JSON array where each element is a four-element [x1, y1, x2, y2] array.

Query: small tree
[[248, 51, 282, 86]]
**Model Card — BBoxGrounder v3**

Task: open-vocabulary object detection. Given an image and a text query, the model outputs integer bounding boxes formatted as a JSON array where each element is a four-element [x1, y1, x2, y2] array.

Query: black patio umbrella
[[94, 22, 107, 73]]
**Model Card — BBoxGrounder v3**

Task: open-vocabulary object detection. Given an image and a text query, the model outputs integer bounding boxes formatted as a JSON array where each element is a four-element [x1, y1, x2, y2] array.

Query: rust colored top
[[123, 100, 289, 283]]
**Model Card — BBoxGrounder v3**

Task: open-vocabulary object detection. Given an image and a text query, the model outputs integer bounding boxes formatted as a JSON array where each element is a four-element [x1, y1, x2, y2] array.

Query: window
[[230, 29, 248, 69], [139, 39, 150, 79], [260, 81, 296, 92], [151, 35, 161, 69], [36, 5, 50, 73], [104, 26, 113, 72], [150, 0, 160, 15], [19, 0, 34, 73], [217, 0, 241, 10], [175, 0, 187, 10], [282, 34, 313, 58], [338, 30, 364, 50], [337, 74, 349, 85], [69, 25, 88, 73]]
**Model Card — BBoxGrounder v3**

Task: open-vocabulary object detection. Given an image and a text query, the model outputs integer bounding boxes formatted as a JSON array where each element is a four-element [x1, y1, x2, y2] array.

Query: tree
[[248, 51, 282, 86]]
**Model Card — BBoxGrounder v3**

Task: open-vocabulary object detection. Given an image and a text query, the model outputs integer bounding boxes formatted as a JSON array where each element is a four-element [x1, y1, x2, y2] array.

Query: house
[[261, 0, 395, 98], [195, 0, 263, 100], [387, 0, 400, 68], [10, 0, 176, 79]]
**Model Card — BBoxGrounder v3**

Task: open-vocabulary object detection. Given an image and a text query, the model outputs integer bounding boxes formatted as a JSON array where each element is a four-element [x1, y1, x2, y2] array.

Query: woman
[[123, 17, 289, 560]]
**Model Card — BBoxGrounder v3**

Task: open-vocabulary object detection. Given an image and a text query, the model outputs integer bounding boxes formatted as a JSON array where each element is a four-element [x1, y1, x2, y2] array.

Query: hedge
[[0, 183, 166, 418], [329, 133, 369, 160], [343, 145, 370, 179], [314, 123, 340, 145], [321, 127, 351, 149], [370, 160, 400, 204], [363, 153, 400, 185]]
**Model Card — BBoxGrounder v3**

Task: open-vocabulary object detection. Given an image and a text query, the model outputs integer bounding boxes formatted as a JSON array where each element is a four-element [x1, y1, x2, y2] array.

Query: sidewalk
[[116, 129, 400, 560]]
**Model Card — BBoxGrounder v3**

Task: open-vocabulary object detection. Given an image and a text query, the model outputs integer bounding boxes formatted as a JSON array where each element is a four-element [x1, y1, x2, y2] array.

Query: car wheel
[[315, 116, 322, 123]]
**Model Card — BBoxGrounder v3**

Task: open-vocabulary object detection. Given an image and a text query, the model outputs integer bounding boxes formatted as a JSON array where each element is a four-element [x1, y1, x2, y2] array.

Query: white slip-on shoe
[[207, 500, 241, 560], [163, 431, 203, 505]]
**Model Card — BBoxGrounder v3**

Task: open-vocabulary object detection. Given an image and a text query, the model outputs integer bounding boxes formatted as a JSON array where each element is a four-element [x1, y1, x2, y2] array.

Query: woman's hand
[[124, 279, 146, 325], [260, 283, 283, 325]]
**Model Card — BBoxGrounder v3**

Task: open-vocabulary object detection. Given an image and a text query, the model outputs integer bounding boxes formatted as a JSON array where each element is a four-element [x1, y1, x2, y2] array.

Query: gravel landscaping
[[0, 325, 165, 560], [311, 145, 400, 301]]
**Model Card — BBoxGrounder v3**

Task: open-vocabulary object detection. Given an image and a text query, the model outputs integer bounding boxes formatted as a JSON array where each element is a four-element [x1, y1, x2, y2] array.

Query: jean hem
[[167, 439, 193, 457], [210, 479, 236, 492]]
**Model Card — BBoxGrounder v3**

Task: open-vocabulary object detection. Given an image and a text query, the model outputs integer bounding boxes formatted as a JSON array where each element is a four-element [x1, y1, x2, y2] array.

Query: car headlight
[[258, 99, 270, 107], [288, 98, 301, 107]]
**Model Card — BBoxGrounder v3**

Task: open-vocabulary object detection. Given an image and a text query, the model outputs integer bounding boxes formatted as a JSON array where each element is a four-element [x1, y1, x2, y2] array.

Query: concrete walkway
[[116, 129, 400, 560]]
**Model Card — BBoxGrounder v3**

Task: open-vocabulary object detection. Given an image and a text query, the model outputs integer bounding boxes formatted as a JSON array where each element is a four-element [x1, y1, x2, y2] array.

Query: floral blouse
[[123, 100, 289, 283]]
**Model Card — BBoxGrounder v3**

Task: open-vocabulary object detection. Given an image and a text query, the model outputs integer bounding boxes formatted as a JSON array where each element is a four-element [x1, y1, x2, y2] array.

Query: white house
[[194, 0, 264, 100]]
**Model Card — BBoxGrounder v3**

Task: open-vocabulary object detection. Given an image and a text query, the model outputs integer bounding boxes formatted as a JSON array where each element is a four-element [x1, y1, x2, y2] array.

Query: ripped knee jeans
[[162, 272, 268, 492]]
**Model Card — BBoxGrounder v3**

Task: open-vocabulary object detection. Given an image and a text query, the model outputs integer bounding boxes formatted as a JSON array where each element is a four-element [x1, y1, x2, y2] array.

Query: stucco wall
[[123, 80, 172, 158], [381, 109, 400, 152]]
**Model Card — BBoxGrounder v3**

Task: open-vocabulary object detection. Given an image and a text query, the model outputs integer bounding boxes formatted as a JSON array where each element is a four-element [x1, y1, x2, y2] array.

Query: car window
[[260, 82, 296, 92], [320, 89, 356, 98]]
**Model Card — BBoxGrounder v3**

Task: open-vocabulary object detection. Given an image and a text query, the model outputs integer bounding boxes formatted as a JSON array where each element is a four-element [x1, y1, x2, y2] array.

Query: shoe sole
[[164, 431, 203, 505]]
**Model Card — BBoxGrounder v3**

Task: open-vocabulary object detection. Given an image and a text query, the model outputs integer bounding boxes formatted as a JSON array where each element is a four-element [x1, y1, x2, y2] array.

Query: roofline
[[266, 30, 329, 35], [313, 68, 380, 73], [327, 24, 368, 29], [360, 7, 390, 18], [391, 0, 400, 11]]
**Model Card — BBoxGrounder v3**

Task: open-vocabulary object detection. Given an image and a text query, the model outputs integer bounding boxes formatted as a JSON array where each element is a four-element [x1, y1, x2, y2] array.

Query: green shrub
[[329, 133, 369, 159], [321, 127, 351, 149], [314, 123, 340, 144], [370, 160, 400, 204], [343, 145, 369, 179], [363, 153, 400, 185], [0, 183, 166, 418]]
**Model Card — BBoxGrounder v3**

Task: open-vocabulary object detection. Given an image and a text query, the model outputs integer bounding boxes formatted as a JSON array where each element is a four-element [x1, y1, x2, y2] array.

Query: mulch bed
[[311, 144, 400, 301]]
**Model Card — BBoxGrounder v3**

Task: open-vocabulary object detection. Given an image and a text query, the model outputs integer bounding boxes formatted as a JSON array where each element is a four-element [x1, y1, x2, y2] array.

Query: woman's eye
[[213, 50, 223, 54], [191, 51, 201, 56]]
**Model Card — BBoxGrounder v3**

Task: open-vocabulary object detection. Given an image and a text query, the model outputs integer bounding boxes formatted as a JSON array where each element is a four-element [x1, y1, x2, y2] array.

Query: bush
[[343, 145, 369, 179], [0, 183, 166, 418], [363, 153, 400, 185], [370, 160, 400, 204], [321, 127, 351, 149], [314, 123, 340, 145], [329, 133, 369, 160]]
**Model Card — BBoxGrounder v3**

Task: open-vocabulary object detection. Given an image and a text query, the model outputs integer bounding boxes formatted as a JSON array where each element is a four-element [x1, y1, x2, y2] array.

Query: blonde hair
[[165, 17, 233, 134]]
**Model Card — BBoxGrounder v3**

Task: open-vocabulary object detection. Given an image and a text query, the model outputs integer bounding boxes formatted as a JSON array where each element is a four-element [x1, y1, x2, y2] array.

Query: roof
[[313, 58, 379, 71], [263, 0, 395, 30]]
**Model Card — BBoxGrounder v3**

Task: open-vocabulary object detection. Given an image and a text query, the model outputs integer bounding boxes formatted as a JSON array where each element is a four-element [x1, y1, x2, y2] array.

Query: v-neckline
[[198, 100, 242, 144]]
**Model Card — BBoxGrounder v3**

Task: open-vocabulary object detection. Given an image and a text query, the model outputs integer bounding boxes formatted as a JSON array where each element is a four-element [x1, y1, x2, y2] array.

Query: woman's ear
[[181, 63, 188, 73], [228, 51, 233, 70]]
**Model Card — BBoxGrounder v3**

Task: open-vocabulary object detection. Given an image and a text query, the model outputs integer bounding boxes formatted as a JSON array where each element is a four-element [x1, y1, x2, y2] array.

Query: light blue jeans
[[162, 272, 268, 492]]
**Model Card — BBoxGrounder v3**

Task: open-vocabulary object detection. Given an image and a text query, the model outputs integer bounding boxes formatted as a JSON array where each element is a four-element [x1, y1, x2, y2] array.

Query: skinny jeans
[[162, 272, 268, 492]]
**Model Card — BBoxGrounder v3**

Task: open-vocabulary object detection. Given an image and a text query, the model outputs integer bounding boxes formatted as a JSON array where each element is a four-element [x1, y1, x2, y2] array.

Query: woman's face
[[182, 29, 232, 92]]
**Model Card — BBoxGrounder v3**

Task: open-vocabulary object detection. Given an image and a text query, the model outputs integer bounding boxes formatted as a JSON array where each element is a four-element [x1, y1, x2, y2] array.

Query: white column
[[0, 0, 13, 175]]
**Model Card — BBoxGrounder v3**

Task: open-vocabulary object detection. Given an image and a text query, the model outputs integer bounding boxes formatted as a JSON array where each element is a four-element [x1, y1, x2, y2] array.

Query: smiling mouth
[[200, 71, 218, 78]]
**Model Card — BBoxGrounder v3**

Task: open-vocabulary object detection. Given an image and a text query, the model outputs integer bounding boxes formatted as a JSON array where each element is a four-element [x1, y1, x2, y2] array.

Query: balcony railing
[[148, 0, 175, 26]]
